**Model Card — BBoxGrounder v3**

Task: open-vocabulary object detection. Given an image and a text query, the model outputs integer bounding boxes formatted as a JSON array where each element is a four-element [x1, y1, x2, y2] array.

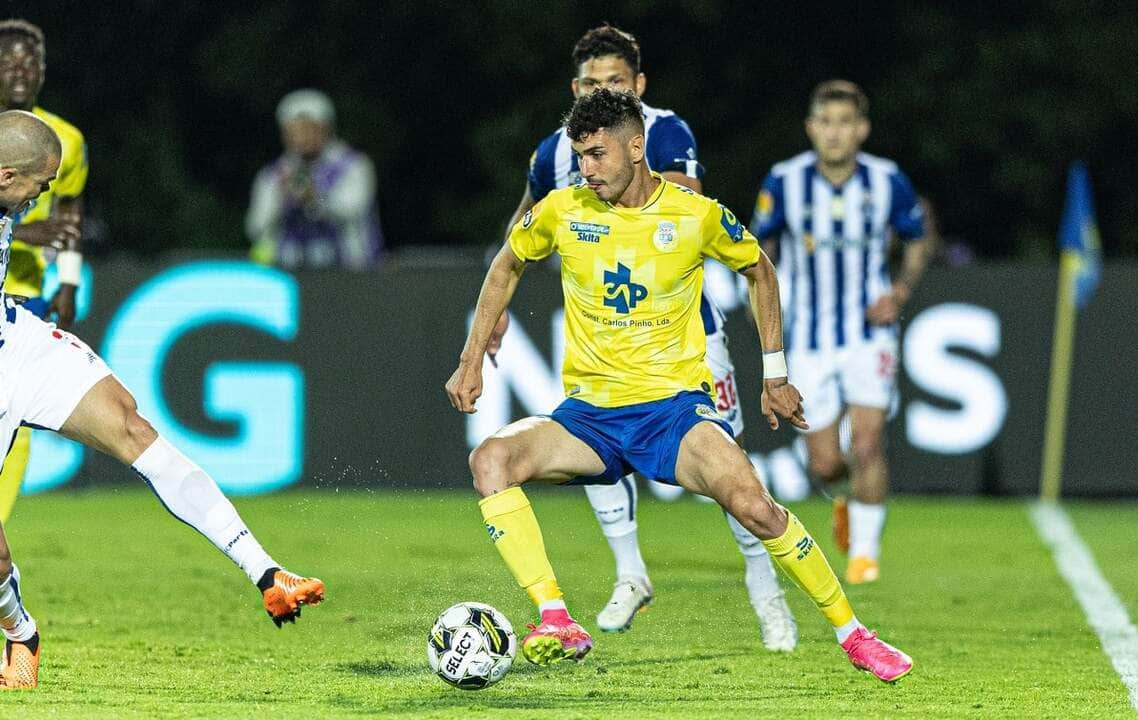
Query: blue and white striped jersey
[[749, 151, 924, 352], [526, 102, 726, 335]]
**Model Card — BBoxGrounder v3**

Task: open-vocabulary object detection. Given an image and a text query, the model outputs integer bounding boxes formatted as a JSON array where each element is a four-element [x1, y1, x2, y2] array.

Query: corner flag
[[1041, 161, 1102, 500], [1058, 161, 1102, 309]]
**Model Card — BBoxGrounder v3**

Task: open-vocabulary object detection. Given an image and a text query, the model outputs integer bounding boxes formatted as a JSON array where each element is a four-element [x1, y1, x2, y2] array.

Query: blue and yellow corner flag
[[1041, 161, 1103, 500], [1058, 161, 1102, 309]]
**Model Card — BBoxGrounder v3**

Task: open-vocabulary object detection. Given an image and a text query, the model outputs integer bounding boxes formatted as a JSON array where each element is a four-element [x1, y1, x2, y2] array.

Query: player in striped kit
[[750, 80, 934, 584], [491, 24, 796, 649]]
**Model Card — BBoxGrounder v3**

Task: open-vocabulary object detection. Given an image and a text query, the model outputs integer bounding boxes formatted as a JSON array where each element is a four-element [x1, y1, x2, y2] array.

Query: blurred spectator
[[246, 89, 383, 270]]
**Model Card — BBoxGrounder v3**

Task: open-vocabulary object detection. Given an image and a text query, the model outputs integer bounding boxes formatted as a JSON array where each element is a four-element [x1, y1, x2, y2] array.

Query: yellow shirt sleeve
[[507, 198, 557, 262], [701, 201, 760, 271], [52, 131, 88, 198]]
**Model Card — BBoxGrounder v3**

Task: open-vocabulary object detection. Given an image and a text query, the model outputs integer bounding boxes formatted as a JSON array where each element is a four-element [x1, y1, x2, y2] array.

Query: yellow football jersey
[[509, 174, 761, 407], [5, 106, 89, 297]]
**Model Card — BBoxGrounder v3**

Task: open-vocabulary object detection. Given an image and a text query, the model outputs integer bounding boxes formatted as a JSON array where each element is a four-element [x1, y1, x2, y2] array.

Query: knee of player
[[121, 410, 159, 458], [469, 439, 519, 491], [0, 552, 11, 581], [808, 455, 845, 482], [850, 432, 884, 466], [724, 487, 783, 538]]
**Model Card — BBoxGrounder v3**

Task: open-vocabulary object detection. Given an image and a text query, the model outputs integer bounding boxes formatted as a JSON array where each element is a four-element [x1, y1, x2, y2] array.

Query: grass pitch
[[0, 487, 1133, 719]]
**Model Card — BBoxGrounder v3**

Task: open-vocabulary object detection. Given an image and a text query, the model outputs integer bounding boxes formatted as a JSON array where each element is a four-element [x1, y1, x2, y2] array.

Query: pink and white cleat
[[522, 617, 593, 666], [840, 627, 913, 683]]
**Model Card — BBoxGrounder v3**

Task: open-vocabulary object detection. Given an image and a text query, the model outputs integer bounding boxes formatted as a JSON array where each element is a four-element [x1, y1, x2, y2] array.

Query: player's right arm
[[487, 145, 549, 363], [447, 199, 556, 413]]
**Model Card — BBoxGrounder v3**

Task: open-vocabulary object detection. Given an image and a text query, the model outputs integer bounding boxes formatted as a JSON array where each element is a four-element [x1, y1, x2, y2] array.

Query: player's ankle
[[539, 608, 572, 625], [256, 567, 281, 593]]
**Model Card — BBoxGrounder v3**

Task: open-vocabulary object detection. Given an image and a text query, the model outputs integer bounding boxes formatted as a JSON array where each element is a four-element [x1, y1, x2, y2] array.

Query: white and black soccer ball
[[427, 601, 516, 690]]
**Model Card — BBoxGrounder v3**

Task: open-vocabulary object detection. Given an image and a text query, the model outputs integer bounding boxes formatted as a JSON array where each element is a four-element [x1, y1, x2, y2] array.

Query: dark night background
[[17, 1, 1138, 260]]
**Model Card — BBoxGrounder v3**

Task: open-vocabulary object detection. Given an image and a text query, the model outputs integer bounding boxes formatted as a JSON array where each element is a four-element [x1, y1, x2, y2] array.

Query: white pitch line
[[1030, 501, 1138, 711]]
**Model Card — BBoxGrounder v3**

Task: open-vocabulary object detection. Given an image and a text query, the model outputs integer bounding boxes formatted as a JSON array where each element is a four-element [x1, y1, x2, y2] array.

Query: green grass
[[0, 488, 1134, 719]]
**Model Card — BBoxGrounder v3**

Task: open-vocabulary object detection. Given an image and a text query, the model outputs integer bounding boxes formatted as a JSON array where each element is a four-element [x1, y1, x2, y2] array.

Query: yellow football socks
[[763, 510, 855, 627], [479, 487, 563, 607], [0, 427, 30, 523]]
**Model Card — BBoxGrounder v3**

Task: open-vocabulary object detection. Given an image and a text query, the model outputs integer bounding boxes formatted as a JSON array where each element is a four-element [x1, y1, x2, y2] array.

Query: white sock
[[848, 500, 887, 560], [724, 512, 782, 601], [131, 436, 277, 584], [585, 477, 649, 582], [538, 599, 567, 615], [0, 565, 36, 642], [835, 616, 864, 644]]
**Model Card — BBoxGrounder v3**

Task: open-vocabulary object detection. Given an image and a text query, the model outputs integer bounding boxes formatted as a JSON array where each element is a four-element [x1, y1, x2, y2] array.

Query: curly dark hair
[[564, 88, 644, 142], [810, 79, 869, 117], [571, 24, 640, 74], [0, 19, 44, 60]]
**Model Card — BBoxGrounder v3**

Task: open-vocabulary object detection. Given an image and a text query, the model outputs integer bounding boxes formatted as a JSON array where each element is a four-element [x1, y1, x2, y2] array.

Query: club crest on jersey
[[653, 220, 677, 251], [603, 262, 648, 314], [521, 209, 534, 229], [570, 221, 609, 244]]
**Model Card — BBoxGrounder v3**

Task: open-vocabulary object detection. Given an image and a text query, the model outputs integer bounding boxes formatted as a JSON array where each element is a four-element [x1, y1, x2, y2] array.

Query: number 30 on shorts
[[714, 371, 739, 413]]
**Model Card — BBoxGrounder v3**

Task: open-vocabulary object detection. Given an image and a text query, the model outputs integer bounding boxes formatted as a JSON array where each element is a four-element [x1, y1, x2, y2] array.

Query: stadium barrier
[[24, 257, 1137, 497]]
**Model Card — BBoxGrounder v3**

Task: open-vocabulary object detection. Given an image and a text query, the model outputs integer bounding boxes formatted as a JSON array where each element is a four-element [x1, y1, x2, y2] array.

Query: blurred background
[[10, 0, 1138, 498], [33, 0, 1138, 260]]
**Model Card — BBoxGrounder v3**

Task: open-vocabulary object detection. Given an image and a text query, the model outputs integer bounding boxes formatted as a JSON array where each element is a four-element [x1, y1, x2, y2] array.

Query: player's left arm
[[703, 202, 806, 431], [866, 178, 936, 325], [739, 253, 807, 432]]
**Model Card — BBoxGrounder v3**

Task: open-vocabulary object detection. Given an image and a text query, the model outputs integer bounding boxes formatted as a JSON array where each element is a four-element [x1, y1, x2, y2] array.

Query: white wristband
[[56, 250, 83, 285], [762, 350, 788, 379]]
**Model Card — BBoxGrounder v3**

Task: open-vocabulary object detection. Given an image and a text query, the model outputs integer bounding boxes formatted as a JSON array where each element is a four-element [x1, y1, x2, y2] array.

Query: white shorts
[[788, 336, 898, 431], [705, 330, 744, 437], [0, 299, 112, 455]]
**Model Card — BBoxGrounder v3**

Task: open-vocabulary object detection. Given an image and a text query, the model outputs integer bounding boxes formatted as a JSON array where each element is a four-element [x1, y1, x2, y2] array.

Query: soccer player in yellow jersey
[[446, 89, 913, 682], [0, 19, 86, 523]]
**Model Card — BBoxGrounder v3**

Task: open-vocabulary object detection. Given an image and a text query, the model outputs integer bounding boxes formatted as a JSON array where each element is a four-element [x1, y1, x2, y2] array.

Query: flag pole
[[1040, 251, 1079, 501]]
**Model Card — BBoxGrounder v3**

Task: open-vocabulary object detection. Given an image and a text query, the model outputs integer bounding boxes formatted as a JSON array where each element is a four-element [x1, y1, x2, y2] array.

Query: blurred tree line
[[28, 0, 1138, 259]]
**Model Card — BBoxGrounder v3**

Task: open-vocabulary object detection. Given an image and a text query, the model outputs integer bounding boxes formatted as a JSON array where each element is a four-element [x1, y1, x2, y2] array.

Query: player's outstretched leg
[[585, 477, 653, 632], [762, 512, 911, 681], [129, 436, 325, 627], [725, 513, 797, 652], [0, 563, 39, 689], [470, 418, 602, 666], [677, 423, 912, 683], [59, 376, 325, 627]]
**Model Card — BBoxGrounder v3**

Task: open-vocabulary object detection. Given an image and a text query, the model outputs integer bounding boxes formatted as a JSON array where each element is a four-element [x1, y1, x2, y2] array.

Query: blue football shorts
[[548, 390, 734, 486]]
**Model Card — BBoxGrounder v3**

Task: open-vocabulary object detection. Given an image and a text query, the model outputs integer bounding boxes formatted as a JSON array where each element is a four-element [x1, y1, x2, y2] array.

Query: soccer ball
[[427, 602, 516, 690]]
